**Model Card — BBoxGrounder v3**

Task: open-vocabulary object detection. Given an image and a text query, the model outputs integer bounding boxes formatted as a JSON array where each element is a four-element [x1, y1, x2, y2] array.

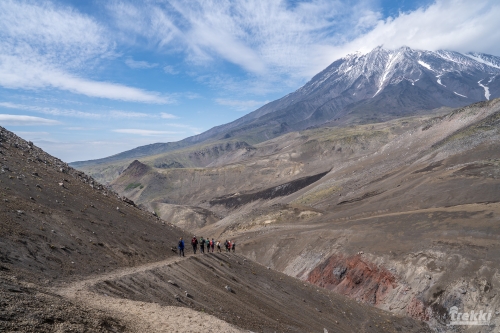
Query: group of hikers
[[177, 236, 236, 257]]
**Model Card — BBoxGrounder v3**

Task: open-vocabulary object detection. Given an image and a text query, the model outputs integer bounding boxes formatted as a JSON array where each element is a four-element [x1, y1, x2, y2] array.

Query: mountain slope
[[72, 46, 500, 184], [106, 98, 500, 330], [0, 127, 431, 332], [196, 98, 500, 330]]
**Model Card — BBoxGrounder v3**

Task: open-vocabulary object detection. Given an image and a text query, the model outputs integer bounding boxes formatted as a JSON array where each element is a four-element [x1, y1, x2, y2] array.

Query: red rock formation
[[307, 254, 397, 306]]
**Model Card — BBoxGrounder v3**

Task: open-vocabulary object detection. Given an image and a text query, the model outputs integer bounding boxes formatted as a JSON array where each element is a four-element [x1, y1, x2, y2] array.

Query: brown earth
[[0, 126, 432, 332], [99, 99, 500, 331]]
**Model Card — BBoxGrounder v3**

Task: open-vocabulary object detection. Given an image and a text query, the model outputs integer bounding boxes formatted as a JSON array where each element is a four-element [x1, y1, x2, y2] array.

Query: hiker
[[191, 236, 198, 254], [178, 237, 185, 257], [224, 240, 229, 252], [206, 237, 210, 253], [232, 241, 236, 252], [216, 240, 221, 252], [211, 238, 215, 252], [200, 237, 205, 254], [228, 240, 232, 252]]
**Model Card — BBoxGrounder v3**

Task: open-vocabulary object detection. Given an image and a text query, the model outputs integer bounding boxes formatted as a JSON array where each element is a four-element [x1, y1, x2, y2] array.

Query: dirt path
[[56, 255, 245, 333]]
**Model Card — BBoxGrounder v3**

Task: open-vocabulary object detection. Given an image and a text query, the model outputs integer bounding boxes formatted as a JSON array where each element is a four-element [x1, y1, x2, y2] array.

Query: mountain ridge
[[71, 46, 500, 184]]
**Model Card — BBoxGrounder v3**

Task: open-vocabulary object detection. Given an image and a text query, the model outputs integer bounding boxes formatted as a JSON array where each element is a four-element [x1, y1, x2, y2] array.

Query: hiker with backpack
[[232, 241, 236, 252], [205, 237, 210, 253], [216, 240, 221, 252], [211, 238, 215, 252], [228, 240, 232, 252], [200, 237, 205, 254], [224, 240, 229, 252], [178, 237, 185, 257], [191, 236, 198, 254]]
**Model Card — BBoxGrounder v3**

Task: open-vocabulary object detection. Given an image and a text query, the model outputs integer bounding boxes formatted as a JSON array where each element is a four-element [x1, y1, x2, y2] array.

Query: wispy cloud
[[215, 98, 268, 111], [107, 0, 500, 87], [163, 65, 179, 75], [109, 110, 150, 118], [0, 114, 61, 126], [125, 57, 158, 69], [0, 0, 170, 103], [0, 56, 171, 103], [0, 102, 181, 120], [107, 0, 377, 80], [112, 129, 180, 136], [0, 101, 101, 118], [160, 112, 179, 119]]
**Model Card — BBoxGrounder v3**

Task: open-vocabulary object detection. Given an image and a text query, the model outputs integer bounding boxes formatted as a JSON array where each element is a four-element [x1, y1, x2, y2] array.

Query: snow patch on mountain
[[465, 53, 500, 70], [454, 92, 467, 98], [418, 60, 432, 71], [436, 75, 446, 87], [478, 79, 491, 100]]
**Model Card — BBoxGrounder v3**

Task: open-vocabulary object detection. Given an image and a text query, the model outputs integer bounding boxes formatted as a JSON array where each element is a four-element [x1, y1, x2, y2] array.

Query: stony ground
[[0, 126, 432, 332]]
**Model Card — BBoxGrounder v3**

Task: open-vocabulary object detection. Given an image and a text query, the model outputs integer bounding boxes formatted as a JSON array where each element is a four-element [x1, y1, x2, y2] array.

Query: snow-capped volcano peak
[[199, 46, 500, 143], [297, 46, 500, 104]]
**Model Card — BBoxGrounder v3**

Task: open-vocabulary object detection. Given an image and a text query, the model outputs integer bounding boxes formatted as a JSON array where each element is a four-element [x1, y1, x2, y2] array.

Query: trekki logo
[[447, 306, 492, 326]]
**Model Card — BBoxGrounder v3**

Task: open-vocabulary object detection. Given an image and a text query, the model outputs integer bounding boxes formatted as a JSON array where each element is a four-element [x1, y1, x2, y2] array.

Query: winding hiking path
[[55, 255, 244, 333]]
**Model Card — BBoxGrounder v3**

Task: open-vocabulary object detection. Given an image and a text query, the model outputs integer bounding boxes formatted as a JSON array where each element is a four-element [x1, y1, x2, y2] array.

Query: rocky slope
[[104, 98, 500, 331], [0, 126, 431, 332], [197, 99, 500, 331]]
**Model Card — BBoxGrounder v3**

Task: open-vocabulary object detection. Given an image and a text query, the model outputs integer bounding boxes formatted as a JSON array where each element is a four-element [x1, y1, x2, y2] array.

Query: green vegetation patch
[[125, 182, 143, 191], [293, 185, 341, 205]]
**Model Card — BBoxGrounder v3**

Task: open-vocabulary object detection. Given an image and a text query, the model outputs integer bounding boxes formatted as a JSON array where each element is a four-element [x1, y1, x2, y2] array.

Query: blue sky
[[1, 0, 500, 162]]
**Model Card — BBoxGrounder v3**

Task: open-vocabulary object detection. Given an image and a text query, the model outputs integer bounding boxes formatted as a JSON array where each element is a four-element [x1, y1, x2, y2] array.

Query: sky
[[1, 0, 500, 163]]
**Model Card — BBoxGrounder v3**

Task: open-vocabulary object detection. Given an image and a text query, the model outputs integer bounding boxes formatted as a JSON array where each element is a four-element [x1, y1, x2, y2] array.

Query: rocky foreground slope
[[0, 126, 430, 332]]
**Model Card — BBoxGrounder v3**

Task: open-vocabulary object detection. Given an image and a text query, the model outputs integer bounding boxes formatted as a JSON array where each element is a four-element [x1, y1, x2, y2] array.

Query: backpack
[[178, 240, 183, 248], [210, 240, 213, 246], [192, 238, 197, 245]]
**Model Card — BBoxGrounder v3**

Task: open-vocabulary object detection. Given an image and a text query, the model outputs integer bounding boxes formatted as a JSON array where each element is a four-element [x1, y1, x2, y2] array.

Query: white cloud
[[0, 101, 101, 118], [112, 129, 179, 136], [107, 0, 377, 80], [328, 0, 500, 60], [14, 131, 50, 137], [0, 0, 170, 104], [125, 58, 158, 69], [0, 102, 186, 121], [109, 110, 150, 118], [163, 65, 179, 75], [0, 114, 61, 126], [215, 98, 268, 111], [107, 0, 500, 87], [0, 55, 171, 103], [160, 112, 179, 119]]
